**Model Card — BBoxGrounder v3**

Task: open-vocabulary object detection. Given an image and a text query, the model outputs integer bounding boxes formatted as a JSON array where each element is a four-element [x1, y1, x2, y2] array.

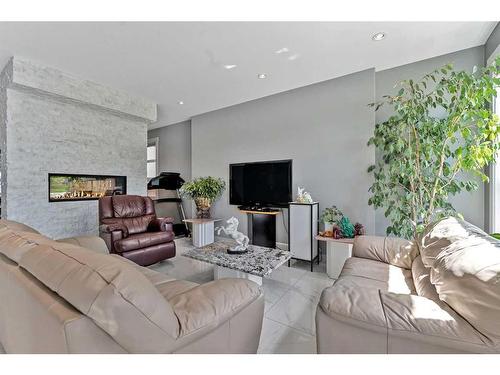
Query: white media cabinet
[[288, 202, 319, 271]]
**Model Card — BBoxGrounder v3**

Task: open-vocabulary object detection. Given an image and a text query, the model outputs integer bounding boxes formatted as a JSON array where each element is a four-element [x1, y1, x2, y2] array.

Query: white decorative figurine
[[296, 187, 313, 203], [216, 216, 250, 253]]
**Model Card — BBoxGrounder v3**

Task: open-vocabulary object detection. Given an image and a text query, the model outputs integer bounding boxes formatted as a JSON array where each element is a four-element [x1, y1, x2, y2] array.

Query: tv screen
[[229, 160, 292, 208]]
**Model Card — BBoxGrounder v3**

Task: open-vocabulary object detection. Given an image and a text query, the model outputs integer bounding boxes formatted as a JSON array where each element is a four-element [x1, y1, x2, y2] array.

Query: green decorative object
[[179, 176, 226, 218], [320, 206, 343, 224], [339, 216, 355, 238], [368, 57, 500, 240]]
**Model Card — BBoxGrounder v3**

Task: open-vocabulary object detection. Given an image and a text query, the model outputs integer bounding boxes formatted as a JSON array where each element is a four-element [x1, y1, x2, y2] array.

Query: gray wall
[[152, 46, 491, 241], [486, 22, 500, 62], [191, 69, 376, 244], [0, 57, 154, 239], [148, 120, 192, 183], [374, 46, 486, 234], [148, 120, 192, 220]]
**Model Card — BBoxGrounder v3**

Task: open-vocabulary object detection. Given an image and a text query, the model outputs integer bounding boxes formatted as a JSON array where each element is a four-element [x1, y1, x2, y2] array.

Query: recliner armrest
[[169, 278, 262, 337], [148, 217, 175, 232], [353, 235, 418, 269], [99, 224, 127, 254], [99, 223, 129, 237]]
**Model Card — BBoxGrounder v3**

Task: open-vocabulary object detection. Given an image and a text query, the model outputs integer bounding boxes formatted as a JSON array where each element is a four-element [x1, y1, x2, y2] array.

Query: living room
[[1, 0, 500, 372]]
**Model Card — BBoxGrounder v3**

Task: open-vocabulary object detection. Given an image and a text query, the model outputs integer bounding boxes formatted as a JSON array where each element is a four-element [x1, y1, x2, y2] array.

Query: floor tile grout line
[[263, 274, 303, 314], [264, 300, 317, 336], [258, 318, 316, 353], [264, 285, 320, 315], [265, 316, 316, 337], [263, 288, 289, 315]]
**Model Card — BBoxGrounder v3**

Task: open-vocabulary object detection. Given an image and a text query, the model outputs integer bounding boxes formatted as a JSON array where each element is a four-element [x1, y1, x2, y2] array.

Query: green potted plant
[[180, 176, 226, 218], [320, 205, 343, 231], [368, 57, 500, 240]]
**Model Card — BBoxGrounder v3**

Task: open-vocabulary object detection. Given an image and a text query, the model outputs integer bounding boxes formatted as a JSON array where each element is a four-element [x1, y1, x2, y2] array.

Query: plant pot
[[324, 222, 334, 232], [195, 197, 212, 219]]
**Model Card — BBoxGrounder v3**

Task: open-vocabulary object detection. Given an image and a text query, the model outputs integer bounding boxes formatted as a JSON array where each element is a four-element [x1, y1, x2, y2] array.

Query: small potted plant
[[180, 176, 226, 219], [320, 205, 343, 232]]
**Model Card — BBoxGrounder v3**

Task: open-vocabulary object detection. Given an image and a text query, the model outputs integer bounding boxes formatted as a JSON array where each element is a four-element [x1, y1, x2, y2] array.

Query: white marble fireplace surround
[[0, 57, 157, 238]]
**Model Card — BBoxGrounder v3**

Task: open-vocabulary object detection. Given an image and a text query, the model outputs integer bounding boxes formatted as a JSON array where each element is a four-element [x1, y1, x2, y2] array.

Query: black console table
[[239, 209, 280, 248]]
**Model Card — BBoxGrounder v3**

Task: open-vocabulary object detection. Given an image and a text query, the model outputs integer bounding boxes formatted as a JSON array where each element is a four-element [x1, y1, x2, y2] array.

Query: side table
[[183, 218, 221, 247], [316, 236, 354, 279]]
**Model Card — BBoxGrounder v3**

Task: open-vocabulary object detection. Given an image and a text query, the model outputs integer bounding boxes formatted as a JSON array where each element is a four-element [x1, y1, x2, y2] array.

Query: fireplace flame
[[49, 175, 126, 201]]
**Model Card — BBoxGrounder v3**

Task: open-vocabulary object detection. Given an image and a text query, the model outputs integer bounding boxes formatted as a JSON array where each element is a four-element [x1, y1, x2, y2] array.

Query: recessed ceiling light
[[223, 64, 237, 70], [275, 47, 289, 54], [372, 32, 386, 41], [178, 101, 184, 105], [257, 74, 267, 79]]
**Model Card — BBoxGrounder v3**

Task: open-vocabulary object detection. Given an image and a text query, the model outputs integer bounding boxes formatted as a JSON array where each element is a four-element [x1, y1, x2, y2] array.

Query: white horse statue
[[216, 216, 249, 253]]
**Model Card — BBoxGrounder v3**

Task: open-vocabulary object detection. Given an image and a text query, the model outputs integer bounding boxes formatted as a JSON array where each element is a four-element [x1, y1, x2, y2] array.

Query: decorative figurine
[[339, 216, 355, 238], [296, 187, 313, 203], [215, 216, 250, 254], [354, 222, 365, 236], [332, 226, 343, 239]]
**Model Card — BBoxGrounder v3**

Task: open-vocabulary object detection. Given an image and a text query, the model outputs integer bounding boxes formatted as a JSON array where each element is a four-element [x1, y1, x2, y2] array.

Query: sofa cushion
[[319, 257, 417, 326], [114, 231, 174, 253], [109, 253, 176, 285], [56, 236, 109, 254], [171, 278, 261, 337], [319, 277, 387, 328], [157, 280, 199, 300], [420, 217, 500, 341], [340, 257, 416, 294], [319, 277, 488, 349], [353, 235, 418, 269], [319, 272, 494, 353], [419, 216, 493, 268], [17, 239, 180, 353], [411, 255, 440, 302], [0, 220, 40, 234], [0, 221, 54, 263], [381, 292, 492, 352]]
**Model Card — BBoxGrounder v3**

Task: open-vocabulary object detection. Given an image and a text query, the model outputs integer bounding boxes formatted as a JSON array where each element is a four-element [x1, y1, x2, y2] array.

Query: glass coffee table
[[182, 240, 291, 285]]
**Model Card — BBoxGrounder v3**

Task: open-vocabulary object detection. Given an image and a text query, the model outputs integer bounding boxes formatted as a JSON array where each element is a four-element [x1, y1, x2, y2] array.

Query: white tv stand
[[288, 202, 319, 271]]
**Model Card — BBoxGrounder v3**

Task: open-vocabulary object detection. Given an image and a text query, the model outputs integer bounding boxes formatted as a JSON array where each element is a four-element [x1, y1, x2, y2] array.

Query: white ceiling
[[0, 22, 496, 128]]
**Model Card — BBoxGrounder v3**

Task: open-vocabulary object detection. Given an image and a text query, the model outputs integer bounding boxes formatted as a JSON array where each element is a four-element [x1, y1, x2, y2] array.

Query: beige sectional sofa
[[316, 217, 500, 353], [0, 220, 264, 353]]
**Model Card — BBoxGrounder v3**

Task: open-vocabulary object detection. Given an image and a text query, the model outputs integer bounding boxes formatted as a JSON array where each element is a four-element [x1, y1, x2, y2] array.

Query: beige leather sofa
[[0, 220, 264, 353], [316, 217, 500, 354]]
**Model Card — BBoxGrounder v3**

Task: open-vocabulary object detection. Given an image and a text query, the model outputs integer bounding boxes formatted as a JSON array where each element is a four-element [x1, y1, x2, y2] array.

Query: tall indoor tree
[[368, 57, 500, 240]]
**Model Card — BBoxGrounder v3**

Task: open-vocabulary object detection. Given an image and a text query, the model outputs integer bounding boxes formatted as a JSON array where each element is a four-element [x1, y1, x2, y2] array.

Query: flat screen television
[[229, 159, 292, 208]]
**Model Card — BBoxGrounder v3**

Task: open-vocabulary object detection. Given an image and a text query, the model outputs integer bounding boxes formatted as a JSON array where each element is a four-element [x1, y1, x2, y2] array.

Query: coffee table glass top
[[182, 240, 291, 277]]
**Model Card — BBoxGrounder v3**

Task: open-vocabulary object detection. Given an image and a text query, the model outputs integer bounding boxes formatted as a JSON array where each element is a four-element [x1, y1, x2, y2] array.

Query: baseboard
[[276, 242, 289, 251]]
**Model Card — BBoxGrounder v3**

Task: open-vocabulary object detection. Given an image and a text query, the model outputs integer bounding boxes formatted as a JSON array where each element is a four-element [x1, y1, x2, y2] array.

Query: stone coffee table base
[[182, 240, 291, 285]]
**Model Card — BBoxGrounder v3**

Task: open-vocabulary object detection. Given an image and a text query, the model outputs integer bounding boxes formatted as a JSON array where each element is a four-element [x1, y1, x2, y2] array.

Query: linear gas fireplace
[[48, 173, 127, 202]]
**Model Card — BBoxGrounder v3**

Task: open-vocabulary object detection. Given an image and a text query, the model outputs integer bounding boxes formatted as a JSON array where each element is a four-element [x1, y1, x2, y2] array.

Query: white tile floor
[[150, 237, 335, 354]]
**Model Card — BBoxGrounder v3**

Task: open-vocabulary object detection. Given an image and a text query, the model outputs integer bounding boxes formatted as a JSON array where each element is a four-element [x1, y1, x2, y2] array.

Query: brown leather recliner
[[99, 195, 176, 266]]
